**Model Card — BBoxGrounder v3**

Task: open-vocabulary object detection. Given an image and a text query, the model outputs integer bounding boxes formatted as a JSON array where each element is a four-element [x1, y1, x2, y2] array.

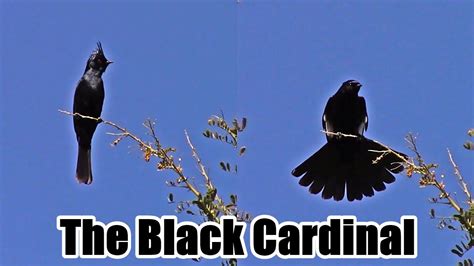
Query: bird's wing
[[73, 77, 104, 117], [358, 96, 368, 134], [73, 78, 90, 112], [322, 96, 335, 133]]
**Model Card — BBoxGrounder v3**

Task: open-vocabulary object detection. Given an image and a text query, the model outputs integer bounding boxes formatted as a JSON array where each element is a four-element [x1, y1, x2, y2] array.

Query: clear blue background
[[1, 0, 473, 265]]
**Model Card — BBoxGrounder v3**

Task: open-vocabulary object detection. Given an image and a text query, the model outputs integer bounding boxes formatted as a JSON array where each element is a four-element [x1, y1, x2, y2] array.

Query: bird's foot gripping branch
[[57, 215, 418, 259]]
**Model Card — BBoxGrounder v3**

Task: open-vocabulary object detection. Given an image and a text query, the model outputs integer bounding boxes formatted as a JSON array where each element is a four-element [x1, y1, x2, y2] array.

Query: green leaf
[[229, 128, 238, 138], [210, 188, 217, 201], [220, 161, 226, 170], [462, 241, 470, 251], [229, 258, 237, 266], [467, 258, 473, 266], [241, 117, 247, 130], [452, 248, 463, 257], [230, 194, 237, 204], [239, 146, 246, 156], [429, 197, 438, 203], [454, 214, 463, 221], [430, 209, 435, 218], [464, 141, 474, 150], [232, 118, 239, 129], [468, 129, 474, 137], [205, 188, 217, 201], [464, 259, 473, 266]]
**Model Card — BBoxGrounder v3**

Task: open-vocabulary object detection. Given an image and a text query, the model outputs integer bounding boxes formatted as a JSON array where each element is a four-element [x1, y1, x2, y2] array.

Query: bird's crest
[[94, 42, 105, 57], [89, 42, 107, 62], [84, 41, 111, 73]]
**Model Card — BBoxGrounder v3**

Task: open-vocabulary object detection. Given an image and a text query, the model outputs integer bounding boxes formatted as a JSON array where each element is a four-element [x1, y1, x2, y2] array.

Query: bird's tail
[[292, 138, 407, 201], [292, 142, 346, 200], [76, 146, 93, 185], [292, 142, 339, 178], [346, 138, 407, 201]]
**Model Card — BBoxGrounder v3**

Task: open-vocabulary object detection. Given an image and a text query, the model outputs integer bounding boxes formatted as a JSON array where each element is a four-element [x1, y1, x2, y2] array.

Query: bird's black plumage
[[73, 42, 112, 184], [292, 80, 406, 201]]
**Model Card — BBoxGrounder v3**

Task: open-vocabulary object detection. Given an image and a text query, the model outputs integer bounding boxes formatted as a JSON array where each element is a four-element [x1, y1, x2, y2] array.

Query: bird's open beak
[[106, 60, 113, 65]]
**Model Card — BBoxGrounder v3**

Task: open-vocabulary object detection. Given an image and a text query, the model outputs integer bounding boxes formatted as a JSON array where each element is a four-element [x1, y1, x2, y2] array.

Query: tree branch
[[447, 148, 472, 205], [185, 130, 212, 186], [59, 109, 202, 198], [321, 129, 410, 165]]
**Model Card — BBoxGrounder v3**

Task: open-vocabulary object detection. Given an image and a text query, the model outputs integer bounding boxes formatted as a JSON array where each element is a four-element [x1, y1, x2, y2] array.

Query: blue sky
[[1, 1, 473, 265]]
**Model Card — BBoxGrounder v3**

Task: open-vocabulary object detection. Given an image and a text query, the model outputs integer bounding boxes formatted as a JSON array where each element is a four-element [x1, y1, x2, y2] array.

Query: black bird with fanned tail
[[292, 80, 407, 201], [73, 42, 112, 184]]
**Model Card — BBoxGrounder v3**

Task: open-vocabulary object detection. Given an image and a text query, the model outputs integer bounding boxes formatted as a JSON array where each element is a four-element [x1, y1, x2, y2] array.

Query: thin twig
[[405, 134, 462, 213], [185, 130, 232, 219], [185, 130, 212, 186], [321, 130, 358, 138], [447, 148, 472, 205], [59, 109, 202, 197], [59, 108, 247, 238], [434, 180, 462, 213], [59, 109, 149, 148], [321, 129, 410, 164]]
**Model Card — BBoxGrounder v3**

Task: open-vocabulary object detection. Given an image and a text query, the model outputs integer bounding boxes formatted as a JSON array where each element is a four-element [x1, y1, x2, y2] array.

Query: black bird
[[292, 80, 407, 201], [73, 42, 112, 184]]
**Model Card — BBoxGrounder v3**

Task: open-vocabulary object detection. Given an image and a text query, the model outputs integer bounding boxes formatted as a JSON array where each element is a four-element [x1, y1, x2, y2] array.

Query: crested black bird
[[73, 42, 112, 184], [292, 80, 407, 201]]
